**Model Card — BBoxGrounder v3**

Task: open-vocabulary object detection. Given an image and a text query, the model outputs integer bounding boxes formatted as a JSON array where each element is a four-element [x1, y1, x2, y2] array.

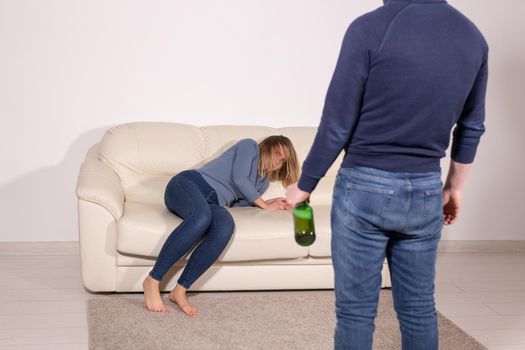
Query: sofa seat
[[117, 201, 333, 262]]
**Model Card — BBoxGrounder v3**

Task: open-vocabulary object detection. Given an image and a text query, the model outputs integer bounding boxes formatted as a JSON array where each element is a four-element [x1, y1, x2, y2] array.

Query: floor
[[0, 242, 524, 349]]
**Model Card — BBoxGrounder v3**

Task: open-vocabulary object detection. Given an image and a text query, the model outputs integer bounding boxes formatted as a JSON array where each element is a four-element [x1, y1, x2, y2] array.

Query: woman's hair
[[258, 135, 300, 188]]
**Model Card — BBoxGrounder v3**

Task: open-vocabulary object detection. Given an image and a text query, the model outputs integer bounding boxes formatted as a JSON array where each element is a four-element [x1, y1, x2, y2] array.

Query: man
[[286, 0, 488, 349]]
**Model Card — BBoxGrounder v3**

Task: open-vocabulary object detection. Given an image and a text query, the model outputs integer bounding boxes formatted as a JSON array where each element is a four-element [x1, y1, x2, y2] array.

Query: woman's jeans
[[149, 170, 234, 289], [332, 166, 443, 350]]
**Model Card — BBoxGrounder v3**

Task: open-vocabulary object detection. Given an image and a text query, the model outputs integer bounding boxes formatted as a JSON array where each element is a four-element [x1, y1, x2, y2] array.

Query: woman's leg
[[143, 173, 214, 313], [169, 205, 235, 316]]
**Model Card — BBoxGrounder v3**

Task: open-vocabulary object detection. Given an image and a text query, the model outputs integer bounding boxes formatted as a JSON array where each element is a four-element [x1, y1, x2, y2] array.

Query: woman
[[143, 135, 299, 316]]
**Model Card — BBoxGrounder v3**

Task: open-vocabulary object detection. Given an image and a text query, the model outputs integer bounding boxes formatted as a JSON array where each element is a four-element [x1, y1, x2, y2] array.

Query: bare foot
[[143, 275, 168, 313], [169, 284, 197, 316]]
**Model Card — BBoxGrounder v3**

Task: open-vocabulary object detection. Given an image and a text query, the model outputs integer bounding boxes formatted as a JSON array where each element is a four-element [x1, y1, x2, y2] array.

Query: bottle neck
[[296, 199, 310, 207]]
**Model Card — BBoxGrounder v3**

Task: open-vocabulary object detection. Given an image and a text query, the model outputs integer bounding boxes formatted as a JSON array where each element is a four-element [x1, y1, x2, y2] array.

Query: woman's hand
[[265, 197, 293, 211], [253, 197, 292, 210]]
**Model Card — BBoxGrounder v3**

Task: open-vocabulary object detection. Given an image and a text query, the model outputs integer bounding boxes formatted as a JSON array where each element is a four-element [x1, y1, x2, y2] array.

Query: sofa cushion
[[99, 123, 207, 204], [116, 202, 334, 262], [306, 205, 332, 258]]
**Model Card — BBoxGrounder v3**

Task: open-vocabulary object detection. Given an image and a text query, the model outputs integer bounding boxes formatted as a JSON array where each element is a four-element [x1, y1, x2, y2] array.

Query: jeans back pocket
[[418, 188, 444, 234], [344, 181, 395, 231]]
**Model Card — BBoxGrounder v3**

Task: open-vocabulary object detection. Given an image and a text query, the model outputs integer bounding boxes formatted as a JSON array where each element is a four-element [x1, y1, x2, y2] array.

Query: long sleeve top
[[197, 139, 269, 207], [299, 0, 488, 192]]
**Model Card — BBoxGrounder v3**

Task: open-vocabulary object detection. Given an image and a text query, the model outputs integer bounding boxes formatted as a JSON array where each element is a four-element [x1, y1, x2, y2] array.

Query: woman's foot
[[169, 284, 197, 316], [143, 275, 168, 313]]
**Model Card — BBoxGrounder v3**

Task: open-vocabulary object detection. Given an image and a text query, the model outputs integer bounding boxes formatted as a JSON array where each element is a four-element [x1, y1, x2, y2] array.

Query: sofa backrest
[[98, 122, 343, 205]]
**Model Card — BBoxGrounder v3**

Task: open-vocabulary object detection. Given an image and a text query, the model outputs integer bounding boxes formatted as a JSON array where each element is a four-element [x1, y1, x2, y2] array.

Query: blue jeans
[[331, 166, 443, 350], [149, 170, 235, 288]]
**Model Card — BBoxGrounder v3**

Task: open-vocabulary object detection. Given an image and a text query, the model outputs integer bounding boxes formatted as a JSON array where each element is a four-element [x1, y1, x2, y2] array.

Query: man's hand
[[285, 182, 310, 206], [442, 160, 470, 225], [442, 188, 461, 225]]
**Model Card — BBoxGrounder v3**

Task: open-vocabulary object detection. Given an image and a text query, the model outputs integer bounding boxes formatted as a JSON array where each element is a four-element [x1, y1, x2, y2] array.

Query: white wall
[[0, 0, 523, 241]]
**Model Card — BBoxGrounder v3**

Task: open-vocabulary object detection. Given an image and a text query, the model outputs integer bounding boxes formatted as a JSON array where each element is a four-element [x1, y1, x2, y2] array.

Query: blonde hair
[[258, 135, 299, 188]]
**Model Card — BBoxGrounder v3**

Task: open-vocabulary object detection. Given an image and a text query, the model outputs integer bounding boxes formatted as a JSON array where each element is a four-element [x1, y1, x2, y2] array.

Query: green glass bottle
[[293, 200, 316, 247]]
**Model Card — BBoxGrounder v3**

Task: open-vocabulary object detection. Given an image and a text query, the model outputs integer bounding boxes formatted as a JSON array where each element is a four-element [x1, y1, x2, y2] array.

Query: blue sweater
[[197, 139, 269, 207], [299, 0, 488, 193]]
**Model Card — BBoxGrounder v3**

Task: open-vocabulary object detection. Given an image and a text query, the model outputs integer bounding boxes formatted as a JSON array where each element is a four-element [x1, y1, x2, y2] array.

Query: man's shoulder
[[444, 3, 489, 52], [352, 1, 410, 26], [346, 3, 412, 49]]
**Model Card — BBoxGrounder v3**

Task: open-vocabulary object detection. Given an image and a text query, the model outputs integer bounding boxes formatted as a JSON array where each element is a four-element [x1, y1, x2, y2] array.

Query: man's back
[[298, 0, 488, 192], [288, 2, 489, 349]]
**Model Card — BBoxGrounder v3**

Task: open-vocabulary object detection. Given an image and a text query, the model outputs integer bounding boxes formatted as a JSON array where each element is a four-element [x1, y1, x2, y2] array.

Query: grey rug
[[87, 290, 487, 350]]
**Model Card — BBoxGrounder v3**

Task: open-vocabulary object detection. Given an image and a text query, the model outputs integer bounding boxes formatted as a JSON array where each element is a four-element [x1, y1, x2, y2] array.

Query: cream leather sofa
[[76, 122, 391, 292]]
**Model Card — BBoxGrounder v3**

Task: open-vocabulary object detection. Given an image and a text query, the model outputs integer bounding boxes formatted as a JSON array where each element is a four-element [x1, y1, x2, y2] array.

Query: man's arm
[[450, 51, 488, 164], [444, 48, 488, 225], [298, 18, 371, 193]]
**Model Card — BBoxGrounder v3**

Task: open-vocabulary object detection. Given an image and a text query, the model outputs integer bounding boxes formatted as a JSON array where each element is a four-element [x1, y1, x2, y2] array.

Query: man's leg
[[331, 172, 389, 350], [386, 181, 443, 350], [386, 231, 440, 350]]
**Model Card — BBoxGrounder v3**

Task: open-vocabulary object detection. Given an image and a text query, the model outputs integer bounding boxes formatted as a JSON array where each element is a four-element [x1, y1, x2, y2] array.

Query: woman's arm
[[254, 197, 268, 209], [232, 140, 262, 204]]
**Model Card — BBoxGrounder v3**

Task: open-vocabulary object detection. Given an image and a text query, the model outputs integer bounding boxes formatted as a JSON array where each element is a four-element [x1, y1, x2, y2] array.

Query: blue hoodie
[[298, 0, 488, 192]]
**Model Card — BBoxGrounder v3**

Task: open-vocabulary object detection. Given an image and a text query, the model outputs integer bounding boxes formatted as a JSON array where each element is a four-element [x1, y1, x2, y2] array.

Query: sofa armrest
[[76, 144, 125, 220]]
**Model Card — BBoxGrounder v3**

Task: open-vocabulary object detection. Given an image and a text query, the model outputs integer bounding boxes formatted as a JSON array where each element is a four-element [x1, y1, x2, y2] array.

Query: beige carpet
[[87, 290, 487, 350]]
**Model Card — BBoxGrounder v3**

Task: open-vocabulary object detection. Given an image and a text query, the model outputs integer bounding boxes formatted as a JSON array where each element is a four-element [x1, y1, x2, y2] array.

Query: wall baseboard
[[438, 240, 525, 253], [0, 241, 79, 256], [0, 240, 524, 256]]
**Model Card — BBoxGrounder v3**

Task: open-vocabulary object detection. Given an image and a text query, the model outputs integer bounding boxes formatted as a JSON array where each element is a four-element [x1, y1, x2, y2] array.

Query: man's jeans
[[150, 170, 234, 288], [331, 166, 443, 350]]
